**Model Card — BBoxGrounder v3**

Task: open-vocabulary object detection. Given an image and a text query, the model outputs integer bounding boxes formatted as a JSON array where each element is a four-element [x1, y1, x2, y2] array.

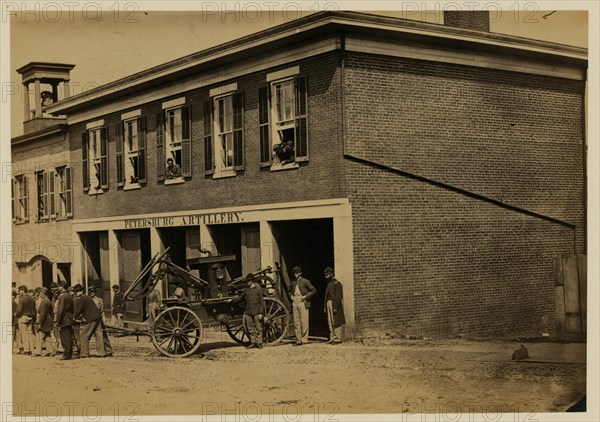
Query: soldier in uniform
[[55, 282, 74, 360], [323, 267, 345, 344], [35, 287, 55, 356], [111, 284, 125, 328], [16, 285, 36, 355], [234, 275, 265, 349], [69, 286, 82, 357], [288, 266, 316, 346], [73, 284, 107, 358], [50, 282, 63, 353]]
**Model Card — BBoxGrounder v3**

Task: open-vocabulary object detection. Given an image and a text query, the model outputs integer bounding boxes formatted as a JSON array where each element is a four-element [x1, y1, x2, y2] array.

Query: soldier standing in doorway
[[289, 266, 316, 346], [324, 267, 345, 344]]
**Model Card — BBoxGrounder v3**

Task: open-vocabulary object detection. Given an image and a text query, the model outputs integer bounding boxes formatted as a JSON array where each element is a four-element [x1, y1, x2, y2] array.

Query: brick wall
[[443, 11, 490, 32], [11, 132, 73, 285], [345, 52, 585, 253], [69, 52, 344, 219], [349, 162, 574, 338], [344, 52, 585, 338]]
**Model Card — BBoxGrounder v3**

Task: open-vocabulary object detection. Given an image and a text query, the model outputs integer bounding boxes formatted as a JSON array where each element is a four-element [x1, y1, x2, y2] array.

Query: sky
[[6, 6, 590, 137]]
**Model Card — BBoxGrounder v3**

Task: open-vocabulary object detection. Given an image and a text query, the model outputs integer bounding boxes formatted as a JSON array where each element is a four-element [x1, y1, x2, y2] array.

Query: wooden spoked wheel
[[262, 297, 289, 345], [225, 316, 251, 346], [151, 306, 203, 358], [225, 296, 290, 346]]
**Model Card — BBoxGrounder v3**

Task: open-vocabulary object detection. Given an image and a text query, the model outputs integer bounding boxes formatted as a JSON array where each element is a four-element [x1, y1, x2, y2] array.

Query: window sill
[[123, 183, 141, 191], [270, 162, 299, 172], [13, 220, 29, 225], [213, 170, 237, 180], [88, 188, 105, 196], [164, 177, 184, 185]]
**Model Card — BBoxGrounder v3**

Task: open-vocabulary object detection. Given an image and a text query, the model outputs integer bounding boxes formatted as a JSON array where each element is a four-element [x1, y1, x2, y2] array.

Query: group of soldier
[[12, 265, 346, 356], [12, 281, 125, 360], [239, 266, 346, 349]]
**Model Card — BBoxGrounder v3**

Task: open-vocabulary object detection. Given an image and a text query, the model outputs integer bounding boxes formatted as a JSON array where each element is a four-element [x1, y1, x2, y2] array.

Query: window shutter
[[23, 175, 29, 222], [115, 123, 124, 187], [82, 131, 89, 192], [100, 126, 109, 189], [233, 92, 244, 169], [203, 100, 214, 174], [37, 173, 45, 221], [137, 116, 147, 183], [42, 173, 48, 220], [294, 76, 308, 161], [66, 167, 73, 217], [12, 179, 16, 221], [156, 112, 165, 182], [258, 86, 271, 165], [181, 105, 192, 178], [48, 171, 56, 218]]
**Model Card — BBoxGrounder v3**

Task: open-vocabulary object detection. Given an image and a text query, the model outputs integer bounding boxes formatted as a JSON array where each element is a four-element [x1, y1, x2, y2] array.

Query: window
[[82, 126, 108, 193], [12, 175, 29, 223], [116, 117, 146, 188], [157, 105, 191, 182], [36, 171, 50, 221], [34, 168, 72, 221], [56, 167, 73, 218], [204, 92, 244, 177], [259, 75, 308, 168]]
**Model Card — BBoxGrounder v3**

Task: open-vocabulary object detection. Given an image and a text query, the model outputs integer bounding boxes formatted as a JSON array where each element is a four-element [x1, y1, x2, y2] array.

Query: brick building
[[34, 11, 586, 338], [11, 63, 75, 290]]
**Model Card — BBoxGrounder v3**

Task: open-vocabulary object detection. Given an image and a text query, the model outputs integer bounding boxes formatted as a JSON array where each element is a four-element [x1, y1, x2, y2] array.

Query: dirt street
[[11, 331, 586, 419]]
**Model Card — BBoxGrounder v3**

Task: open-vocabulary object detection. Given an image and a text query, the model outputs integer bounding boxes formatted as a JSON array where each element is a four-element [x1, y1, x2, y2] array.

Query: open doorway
[[81, 231, 111, 319], [272, 218, 334, 338]]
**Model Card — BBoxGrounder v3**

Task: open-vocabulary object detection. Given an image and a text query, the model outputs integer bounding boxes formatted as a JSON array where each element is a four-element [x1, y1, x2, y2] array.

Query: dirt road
[[11, 332, 586, 419]]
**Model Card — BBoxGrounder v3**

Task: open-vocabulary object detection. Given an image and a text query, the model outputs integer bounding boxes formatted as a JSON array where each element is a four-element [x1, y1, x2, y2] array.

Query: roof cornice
[[44, 11, 587, 115]]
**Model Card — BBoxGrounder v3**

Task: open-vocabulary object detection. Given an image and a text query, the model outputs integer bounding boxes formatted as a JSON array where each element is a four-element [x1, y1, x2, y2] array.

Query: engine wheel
[[225, 316, 251, 346], [262, 297, 290, 345], [151, 306, 203, 358]]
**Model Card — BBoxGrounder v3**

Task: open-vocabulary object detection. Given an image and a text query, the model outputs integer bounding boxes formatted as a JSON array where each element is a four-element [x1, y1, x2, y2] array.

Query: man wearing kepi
[[72, 284, 106, 358], [323, 267, 345, 344], [234, 274, 265, 349], [289, 266, 316, 346], [55, 281, 74, 360]]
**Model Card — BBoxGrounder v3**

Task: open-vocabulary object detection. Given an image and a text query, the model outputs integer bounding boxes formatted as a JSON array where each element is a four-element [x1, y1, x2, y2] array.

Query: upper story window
[[116, 114, 146, 189], [82, 123, 108, 194], [259, 72, 308, 170], [36, 170, 53, 221], [56, 166, 73, 218], [157, 99, 190, 184], [204, 87, 244, 178], [34, 168, 72, 221], [12, 175, 29, 223]]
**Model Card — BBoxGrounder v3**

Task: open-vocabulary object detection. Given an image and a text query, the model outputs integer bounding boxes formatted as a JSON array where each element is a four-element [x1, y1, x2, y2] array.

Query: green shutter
[[181, 106, 192, 178], [138, 116, 147, 183], [66, 167, 73, 217], [203, 100, 214, 174], [258, 86, 271, 165], [116, 123, 124, 187], [294, 76, 308, 160], [82, 131, 89, 192], [48, 171, 56, 217], [156, 112, 165, 182], [100, 126, 109, 189], [233, 92, 244, 169]]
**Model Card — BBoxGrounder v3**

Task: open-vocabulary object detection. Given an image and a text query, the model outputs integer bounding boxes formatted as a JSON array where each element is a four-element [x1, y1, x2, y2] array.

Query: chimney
[[443, 11, 490, 32]]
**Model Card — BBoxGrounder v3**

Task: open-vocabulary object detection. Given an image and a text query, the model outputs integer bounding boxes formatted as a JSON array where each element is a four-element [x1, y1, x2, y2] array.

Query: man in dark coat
[[16, 285, 36, 354], [288, 266, 316, 346], [35, 288, 55, 356], [55, 282, 74, 360], [234, 275, 265, 349], [12, 290, 22, 352], [73, 284, 108, 358], [323, 267, 345, 344]]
